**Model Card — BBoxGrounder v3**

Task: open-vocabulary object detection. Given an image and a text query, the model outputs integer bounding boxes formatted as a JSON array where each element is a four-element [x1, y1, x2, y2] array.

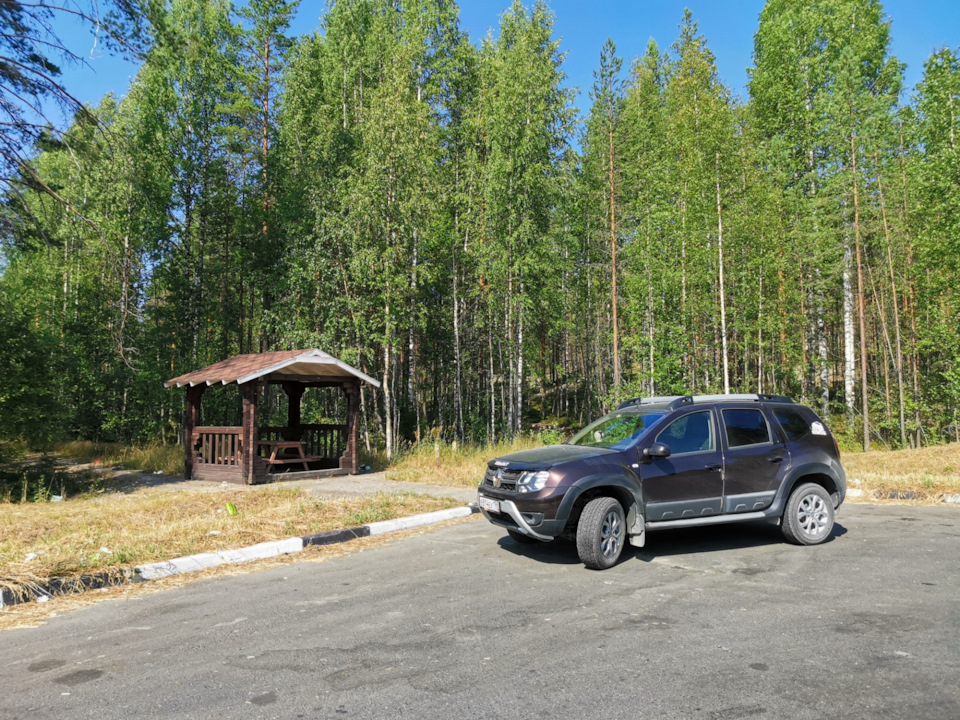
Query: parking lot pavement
[[1, 503, 958, 720]]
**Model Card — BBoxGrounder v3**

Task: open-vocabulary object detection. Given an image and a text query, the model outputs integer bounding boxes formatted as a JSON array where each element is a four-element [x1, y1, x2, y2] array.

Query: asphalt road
[[1, 503, 958, 720]]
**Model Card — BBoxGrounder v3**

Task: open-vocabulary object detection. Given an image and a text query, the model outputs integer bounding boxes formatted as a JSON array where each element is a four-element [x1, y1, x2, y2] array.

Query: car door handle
[[767, 456, 784, 463], [705, 463, 722, 471]]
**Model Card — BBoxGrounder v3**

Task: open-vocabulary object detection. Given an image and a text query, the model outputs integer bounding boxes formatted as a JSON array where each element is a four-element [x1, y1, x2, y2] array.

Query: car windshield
[[568, 411, 666, 450]]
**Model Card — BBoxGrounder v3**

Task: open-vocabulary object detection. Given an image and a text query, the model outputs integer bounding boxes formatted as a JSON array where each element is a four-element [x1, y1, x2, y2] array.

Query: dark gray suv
[[477, 394, 846, 569]]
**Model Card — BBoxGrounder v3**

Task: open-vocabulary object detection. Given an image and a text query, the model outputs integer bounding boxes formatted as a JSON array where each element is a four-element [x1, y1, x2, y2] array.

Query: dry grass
[[842, 442, 960, 502], [54, 441, 183, 476], [0, 514, 481, 631], [385, 437, 960, 504], [0, 486, 461, 594], [385, 436, 544, 487]]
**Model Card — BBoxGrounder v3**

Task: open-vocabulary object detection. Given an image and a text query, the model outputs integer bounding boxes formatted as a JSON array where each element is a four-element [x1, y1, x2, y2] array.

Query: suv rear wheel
[[782, 482, 835, 545], [576, 497, 625, 570]]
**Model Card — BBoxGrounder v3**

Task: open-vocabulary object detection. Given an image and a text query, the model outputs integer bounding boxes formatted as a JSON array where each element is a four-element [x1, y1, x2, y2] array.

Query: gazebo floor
[[192, 464, 351, 484], [259, 467, 351, 483]]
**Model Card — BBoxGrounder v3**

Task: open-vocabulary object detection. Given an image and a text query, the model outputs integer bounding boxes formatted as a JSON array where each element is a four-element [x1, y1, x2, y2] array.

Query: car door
[[641, 409, 724, 521], [719, 405, 788, 513]]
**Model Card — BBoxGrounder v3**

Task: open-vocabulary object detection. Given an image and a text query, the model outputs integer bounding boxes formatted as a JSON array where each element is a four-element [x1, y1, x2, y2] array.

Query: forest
[[1, 0, 958, 457]]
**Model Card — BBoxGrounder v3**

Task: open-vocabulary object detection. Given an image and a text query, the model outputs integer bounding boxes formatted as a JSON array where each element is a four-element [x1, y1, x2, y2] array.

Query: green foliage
[[0, 0, 959, 456]]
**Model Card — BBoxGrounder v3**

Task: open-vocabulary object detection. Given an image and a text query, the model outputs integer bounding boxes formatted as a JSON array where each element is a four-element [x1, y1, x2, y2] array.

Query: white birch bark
[[843, 241, 856, 420], [716, 154, 730, 395], [383, 304, 393, 461], [516, 288, 524, 434]]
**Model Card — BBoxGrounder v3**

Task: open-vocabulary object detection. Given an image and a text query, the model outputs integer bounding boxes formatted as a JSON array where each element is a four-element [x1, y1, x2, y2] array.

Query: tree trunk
[[850, 128, 870, 451], [758, 271, 764, 394], [815, 270, 829, 418], [715, 153, 730, 394], [875, 160, 907, 447], [384, 293, 393, 460], [516, 288, 524, 435], [843, 240, 856, 423], [608, 113, 620, 389], [488, 300, 495, 443], [453, 240, 464, 442], [261, 34, 271, 241]]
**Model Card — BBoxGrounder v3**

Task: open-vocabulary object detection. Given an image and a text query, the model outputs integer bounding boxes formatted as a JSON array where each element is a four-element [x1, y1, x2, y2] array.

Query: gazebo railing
[[258, 424, 347, 459], [192, 427, 243, 465]]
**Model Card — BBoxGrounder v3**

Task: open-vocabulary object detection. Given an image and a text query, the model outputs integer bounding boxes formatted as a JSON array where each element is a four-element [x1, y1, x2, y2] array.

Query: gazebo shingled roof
[[165, 348, 380, 388]]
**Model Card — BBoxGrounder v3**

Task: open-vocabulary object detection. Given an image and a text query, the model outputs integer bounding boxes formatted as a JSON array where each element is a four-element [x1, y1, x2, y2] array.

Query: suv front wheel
[[576, 497, 626, 569], [782, 482, 835, 545]]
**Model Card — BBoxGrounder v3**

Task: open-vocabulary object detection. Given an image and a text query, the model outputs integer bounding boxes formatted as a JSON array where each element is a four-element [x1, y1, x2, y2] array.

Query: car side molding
[[646, 510, 768, 530]]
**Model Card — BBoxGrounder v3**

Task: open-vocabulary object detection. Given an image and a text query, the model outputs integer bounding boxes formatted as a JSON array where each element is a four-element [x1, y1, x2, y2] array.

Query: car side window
[[656, 411, 714, 454], [723, 409, 772, 447], [773, 407, 810, 442]]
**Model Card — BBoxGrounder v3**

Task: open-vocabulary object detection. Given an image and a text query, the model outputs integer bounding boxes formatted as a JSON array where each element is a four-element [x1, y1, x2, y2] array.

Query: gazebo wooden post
[[341, 380, 361, 473], [240, 380, 260, 484], [283, 382, 305, 441], [184, 385, 206, 480]]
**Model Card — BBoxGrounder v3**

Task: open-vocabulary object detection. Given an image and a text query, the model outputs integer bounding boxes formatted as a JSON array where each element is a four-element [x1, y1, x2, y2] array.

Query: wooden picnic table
[[258, 440, 310, 471]]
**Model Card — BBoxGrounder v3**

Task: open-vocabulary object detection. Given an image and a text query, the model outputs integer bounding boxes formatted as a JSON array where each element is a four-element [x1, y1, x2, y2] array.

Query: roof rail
[[616, 396, 693, 411], [689, 393, 794, 404], [617, 394, 795, 411], [757, 393, 794, 403]]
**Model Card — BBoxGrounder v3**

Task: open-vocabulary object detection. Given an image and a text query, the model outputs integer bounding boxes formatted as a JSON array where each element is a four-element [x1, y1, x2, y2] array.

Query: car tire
[[782, 482, 835, 545], [507, 529, 538, 544], [576, 497, 626, 570]]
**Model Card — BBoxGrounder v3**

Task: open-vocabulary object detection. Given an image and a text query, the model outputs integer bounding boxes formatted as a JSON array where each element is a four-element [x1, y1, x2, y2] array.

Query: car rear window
[[722, 408, 771, 447], [773, 407, 811, 442]]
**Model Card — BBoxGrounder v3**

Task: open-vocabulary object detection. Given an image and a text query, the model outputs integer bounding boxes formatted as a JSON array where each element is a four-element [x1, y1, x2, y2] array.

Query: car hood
[[490, 444, 617, 470]]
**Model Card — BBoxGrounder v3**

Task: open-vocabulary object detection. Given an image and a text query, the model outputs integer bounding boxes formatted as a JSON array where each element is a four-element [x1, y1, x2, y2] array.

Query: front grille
[[482, 467, 520, 493]]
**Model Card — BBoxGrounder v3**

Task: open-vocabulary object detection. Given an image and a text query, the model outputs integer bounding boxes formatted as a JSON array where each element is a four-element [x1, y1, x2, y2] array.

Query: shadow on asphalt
[[494, 520, 848, 567], [496, 535, 582, 565]]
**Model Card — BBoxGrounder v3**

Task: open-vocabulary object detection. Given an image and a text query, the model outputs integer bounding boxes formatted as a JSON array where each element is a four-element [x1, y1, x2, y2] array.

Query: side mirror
[[642, 442, 671, 460]]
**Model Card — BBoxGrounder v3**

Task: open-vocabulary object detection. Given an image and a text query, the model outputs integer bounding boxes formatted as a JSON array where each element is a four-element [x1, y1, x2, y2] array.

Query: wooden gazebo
[[165, 349, 380, 484]]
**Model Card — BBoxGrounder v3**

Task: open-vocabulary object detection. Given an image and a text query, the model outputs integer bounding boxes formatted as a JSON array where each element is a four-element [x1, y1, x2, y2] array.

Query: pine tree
[[584, 38, 625, 394]]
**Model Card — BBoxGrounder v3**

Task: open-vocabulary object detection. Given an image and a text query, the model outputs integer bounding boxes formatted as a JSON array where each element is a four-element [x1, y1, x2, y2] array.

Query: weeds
[[54, 441, 183, 475], [385, 436, 544, 487], [0, 455, 103, 504]]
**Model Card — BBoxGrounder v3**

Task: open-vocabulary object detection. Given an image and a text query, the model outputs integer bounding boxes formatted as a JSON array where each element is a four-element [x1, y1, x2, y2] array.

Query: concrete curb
[[1, 505, 480, 609], [134, 538, 305, 582], [367, 506, 476, 535]]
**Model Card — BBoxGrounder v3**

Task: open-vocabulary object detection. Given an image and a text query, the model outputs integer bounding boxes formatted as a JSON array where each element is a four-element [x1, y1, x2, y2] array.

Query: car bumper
[[477, 488, 568, 540]]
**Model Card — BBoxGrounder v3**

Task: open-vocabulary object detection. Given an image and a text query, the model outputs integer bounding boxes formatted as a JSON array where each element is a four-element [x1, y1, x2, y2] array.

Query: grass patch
[[842, 442, 960, 501], [0, 455, 106, 503], [54, 441, 183, 476], [385, 436, 960, 505], [0, 486, 461, 596], [384, 436, 544, 487], [0, 442, 180, 504]]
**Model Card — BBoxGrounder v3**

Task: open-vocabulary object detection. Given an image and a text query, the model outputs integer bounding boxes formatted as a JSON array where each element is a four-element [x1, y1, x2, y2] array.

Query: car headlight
[[516, 470, 550, 493]]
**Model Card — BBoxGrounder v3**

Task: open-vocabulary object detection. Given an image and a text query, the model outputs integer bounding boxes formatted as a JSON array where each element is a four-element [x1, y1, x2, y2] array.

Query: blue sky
[[53, 0, 960, 123]]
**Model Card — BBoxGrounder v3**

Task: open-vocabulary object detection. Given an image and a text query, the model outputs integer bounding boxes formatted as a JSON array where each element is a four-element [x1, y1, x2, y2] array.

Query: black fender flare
[[771, 461, 845, 514], [556, 474, 644, 534]]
